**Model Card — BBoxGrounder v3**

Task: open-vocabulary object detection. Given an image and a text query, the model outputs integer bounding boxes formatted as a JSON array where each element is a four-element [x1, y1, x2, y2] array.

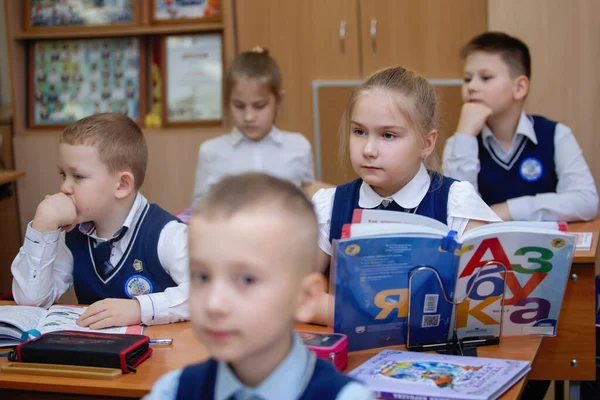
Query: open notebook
[[0, 304, 143, 347]]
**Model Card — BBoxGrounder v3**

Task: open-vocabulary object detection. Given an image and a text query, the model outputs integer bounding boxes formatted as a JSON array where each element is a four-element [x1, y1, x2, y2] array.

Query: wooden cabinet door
[[359, 0, 487, 78], [234, 0, 361, 148]]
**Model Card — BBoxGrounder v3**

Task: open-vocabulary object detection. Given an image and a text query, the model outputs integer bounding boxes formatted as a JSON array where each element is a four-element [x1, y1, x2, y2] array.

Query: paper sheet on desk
[[574, 232, 593, 251]]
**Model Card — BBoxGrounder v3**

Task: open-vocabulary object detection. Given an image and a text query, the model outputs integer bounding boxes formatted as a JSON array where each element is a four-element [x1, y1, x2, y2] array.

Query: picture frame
[[151, 0, 221, 24], [25, 0, 139, 31], [29, 37, 147, 128], [161, 32, 223, 126]]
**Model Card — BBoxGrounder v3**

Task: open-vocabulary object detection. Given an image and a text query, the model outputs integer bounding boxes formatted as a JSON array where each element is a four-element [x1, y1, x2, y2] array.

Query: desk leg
[[554, 381, 564, 400], [569, 381, 581, 400]]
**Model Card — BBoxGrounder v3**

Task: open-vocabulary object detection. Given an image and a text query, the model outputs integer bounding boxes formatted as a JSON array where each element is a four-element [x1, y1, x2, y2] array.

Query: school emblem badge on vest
[[132, 259, 144, 273], [520, 157, 543, 182], [124, 275, 153, 298]]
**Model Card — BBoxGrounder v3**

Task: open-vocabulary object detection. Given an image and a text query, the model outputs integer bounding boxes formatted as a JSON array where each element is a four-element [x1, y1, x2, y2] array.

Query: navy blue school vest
[[329, 173, 457, 244], [65, 203, 179, 304], [175, 357, 355, 400], [477, 115, 558, 205]]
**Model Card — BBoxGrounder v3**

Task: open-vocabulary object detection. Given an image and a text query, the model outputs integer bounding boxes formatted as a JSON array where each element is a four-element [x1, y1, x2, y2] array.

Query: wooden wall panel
[[488, 0, 600, 197], [317, 85, 357, 186], [435, 85, 463, 170], [359, 0, 487, 78], [235, 0, 361, 149]]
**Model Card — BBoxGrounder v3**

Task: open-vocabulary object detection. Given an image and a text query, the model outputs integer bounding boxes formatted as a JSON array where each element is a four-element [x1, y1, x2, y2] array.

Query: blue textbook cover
[[333, 214, 577, 352], [333, 235, 460, 351]]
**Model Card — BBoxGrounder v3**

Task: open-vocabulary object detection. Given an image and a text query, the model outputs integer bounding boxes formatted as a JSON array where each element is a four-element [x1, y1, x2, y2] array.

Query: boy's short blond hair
[[60, 113, 148, 190], [193, 173, 319, 270]]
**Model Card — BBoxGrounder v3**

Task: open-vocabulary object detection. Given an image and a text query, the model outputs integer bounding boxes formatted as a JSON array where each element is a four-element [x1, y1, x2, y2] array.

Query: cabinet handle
[[370, 18, 377, 50], [339, 20, 346, 53], [570, 273, 578, 281]]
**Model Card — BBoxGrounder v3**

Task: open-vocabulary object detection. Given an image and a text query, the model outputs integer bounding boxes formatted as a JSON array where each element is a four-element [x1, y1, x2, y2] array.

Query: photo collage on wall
[[32, 38, 140, 126], [30, 0, 135, 27]]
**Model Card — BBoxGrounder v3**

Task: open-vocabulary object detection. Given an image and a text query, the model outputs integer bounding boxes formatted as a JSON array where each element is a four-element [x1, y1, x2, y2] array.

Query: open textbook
[[0, 305, 144, 347], [349, 349, 530, 400], [333, 210, 576, 351], [351, 210, 593, 251]]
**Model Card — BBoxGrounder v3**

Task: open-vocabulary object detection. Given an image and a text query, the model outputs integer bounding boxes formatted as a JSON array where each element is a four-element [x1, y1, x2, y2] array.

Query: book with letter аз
[[349, 349, 530, 400], [333, 210, 576, 351], [0, 304, 143, 347]]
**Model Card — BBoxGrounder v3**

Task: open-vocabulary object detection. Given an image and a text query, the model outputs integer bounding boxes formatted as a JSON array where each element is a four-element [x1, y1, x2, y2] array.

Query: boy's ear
[[514, 75, 529, 101], [294, 272, 326, 323], [115, 171, 135, 200], [422, 129, 438, 158], [277, 89, 286, 104]]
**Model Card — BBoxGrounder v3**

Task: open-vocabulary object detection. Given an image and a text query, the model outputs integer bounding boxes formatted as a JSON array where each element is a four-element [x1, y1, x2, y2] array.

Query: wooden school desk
[[527, 219, 600, 397], [0, 307, 541, 400]]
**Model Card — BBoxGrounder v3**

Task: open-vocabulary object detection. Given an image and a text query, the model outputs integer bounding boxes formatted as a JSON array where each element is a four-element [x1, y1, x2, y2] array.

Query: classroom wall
[[7, 0, 236, 234], [488, 0, 600, 198], [0, 0, 11, 104], [5, 0, 600, 234]]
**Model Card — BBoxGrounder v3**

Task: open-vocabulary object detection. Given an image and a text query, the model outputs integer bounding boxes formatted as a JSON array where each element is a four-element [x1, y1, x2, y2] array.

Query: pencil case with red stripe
[[9, 330, 152, 373]]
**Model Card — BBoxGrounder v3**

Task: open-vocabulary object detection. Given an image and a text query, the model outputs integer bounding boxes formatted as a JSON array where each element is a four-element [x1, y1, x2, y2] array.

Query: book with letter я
[[332, 210, 576, 351], [0, 304, 143, 348]]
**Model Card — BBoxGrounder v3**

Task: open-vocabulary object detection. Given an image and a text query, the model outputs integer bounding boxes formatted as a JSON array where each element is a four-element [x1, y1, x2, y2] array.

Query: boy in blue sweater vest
[[144, 174, 373, 400], [443, 32, 598, 222], [11, 113, 189, 329]]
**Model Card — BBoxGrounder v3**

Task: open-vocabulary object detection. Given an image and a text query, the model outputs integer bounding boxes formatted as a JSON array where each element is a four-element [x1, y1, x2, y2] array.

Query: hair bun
[[251, 45, 269, 56]]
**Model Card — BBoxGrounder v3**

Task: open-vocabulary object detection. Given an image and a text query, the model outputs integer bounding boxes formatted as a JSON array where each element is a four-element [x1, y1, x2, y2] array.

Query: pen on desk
[[149, 338, 173, 345]]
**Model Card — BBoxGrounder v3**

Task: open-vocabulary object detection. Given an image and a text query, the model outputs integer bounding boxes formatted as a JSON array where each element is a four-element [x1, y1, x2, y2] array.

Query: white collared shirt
[[191, 126, 315, 205], [142, 334, 374, 400], [11, 193, 190, 325], [442, 111, 598, 221], [312, 164, 501, 255]]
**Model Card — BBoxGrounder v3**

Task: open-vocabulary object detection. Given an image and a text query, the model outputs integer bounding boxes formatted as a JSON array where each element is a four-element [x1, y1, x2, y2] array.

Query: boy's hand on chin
[[32, 193, 78, 233], [77, 298, 142, 329], [456, 102, 493, 136]]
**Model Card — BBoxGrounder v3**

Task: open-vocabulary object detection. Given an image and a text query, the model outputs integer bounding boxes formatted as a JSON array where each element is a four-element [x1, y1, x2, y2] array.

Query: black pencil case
[[9, 330, 152, 373]]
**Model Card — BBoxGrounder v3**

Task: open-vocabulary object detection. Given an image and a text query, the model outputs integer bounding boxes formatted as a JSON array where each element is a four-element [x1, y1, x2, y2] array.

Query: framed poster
[[26, 0, 139, 30], [29, 37, 146, 128], [151, 0, 221, 24], [161, 32, 223, 126]]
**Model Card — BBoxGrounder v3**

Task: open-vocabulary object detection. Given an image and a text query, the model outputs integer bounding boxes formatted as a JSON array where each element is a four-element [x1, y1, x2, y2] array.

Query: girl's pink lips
[[362, 165, 381, 170]]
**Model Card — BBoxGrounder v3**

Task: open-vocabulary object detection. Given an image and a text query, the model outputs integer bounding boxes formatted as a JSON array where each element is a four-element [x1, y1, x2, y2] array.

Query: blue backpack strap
[[329, 179, 362, 244], [175, 359, 218, 400]]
